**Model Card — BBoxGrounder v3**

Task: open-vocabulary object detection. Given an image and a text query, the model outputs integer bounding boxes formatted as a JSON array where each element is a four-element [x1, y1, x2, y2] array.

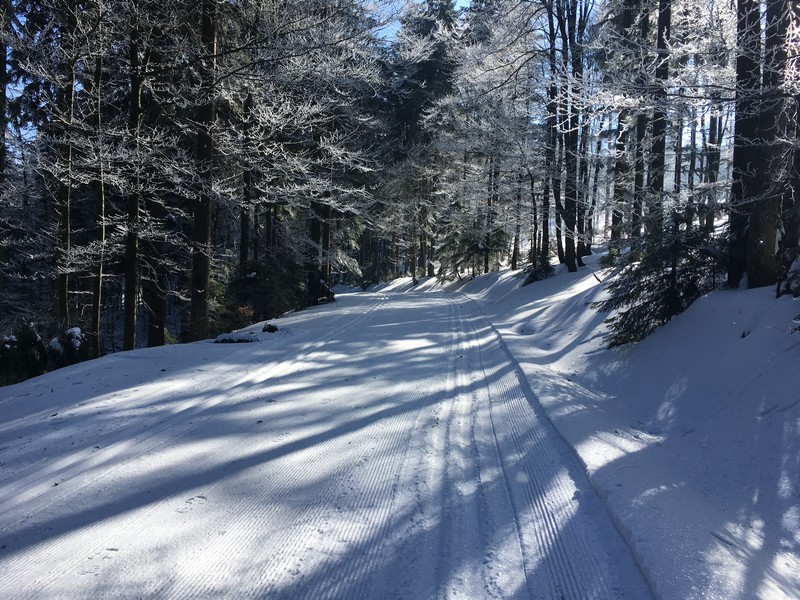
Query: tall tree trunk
[[545, 4, 562, 266], [124, 4, 142, 350], [704, 99, 723, 233], [587, 115, 605, 251], [787, 94, 800, 250], [190, 0, 217, 340], [631, 3, 650, 239], [686, 105, 698, 227], [647, 0, 671, 235], [144, 195, 167, 347], [54, 2, 78, 330], [674, 106, 684, 208], [143, 21, 168, 348], [427, 235, 435, 277], [746, 0, 789, 287], [323, 204, 332, 282], [306, 200, 323, 304], [240, 91, 253, 275], [556, 0, 581, 272], [90, 49, 106, 359], [610, 0, 638, 243], [529, 173, 550, 265], [727, 0, 762, 287], [611, 111, 628, 241], [511, 172, 521, 270], [0, 1, 8, 322], [576, 112, 590, 261]]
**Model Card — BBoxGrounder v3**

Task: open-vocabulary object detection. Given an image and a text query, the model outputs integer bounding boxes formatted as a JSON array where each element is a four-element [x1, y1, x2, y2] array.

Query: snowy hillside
[[1, 255, 798, 599]]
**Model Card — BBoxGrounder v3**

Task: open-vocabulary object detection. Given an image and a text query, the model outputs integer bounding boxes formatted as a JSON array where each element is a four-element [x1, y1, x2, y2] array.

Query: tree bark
[[746, 0, 789, 287], [727, 0, 762, 287], [190, 0, 217, 340], [647, 0, 671, 236], [124, 4, 142, 350], [240, 91, 253, 275], [0, 1, 8, 322], [90, 50, 106, 359], [54, 1, 78, 330]]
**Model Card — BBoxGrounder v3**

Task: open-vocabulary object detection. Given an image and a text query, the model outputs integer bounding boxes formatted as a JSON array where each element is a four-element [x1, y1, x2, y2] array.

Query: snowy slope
[[1, 257, 798, 599]]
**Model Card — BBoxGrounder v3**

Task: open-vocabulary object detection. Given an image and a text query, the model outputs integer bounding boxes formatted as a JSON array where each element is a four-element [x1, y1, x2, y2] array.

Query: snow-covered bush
[[777, 253, 800, 298], [214, 332, 259, 343], [48, 327, 90, 369], [593, 217, 723, 346], [0, 323, 48, 386]]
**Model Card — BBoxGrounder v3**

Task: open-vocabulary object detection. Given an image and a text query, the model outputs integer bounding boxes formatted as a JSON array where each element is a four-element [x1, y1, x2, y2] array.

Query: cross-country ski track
[[0, 291, 652, 599]]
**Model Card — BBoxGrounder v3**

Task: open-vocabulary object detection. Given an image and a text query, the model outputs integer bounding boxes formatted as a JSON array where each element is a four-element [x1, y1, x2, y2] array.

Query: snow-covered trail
[[0, 292, 651, 599]]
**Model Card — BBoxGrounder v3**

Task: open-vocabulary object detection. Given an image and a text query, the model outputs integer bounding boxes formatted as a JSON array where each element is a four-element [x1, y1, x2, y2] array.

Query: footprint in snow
[[79, 548, 119, 576], [177, 495, 208, 513]]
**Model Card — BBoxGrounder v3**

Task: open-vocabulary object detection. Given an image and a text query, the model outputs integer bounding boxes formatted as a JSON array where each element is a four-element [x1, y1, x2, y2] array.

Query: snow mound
[[214, 332, 259, 343]]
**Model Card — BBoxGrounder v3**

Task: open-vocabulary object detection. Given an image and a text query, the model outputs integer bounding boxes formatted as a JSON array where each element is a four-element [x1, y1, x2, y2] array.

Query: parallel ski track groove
[[452, 296, 528, 599], [458, 293, 614, 600]]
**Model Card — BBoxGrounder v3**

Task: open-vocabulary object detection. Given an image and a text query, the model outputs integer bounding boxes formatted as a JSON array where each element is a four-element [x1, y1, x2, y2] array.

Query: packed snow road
[[0, 292, 651, 599]]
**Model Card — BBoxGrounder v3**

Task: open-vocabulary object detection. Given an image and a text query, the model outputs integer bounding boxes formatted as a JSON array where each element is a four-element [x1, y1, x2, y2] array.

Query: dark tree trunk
[[144, 23, 169, 348], [631, 4, 650, 239], [647, 0, 671, 236], [90, 52, 105, 359], [545, 5, 560, 267], [746, 0, 789, 288], [556, 1, 578, 272], [727, 0, 761, 287], [189, 0, 216, 340], [240, 92, 253, 275], [306, 200, 323, 304], [511, 173, 521, 270], [787, 95, 800, 250], [54, 4, 78, 330], [0, 2, 6, 322], [124, 5, 142, 350], [427, 236, 435, 277], [322, 204, 332, 282], [704, 100, 723, 233]]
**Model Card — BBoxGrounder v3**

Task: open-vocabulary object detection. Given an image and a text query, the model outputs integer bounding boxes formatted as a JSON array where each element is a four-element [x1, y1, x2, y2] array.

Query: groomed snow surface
[[1, 254, 798, 599]]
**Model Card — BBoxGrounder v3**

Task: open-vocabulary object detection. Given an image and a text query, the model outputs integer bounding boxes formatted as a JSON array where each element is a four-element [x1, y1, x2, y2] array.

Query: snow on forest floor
[[0, 253, 798, 599]]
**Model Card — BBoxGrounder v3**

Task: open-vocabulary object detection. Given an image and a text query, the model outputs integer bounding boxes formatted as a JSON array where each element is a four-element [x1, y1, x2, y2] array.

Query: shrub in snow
[[521, 262, 555, 286], [777, 252, 800, 298], [0, 323, 48, 386], [214, 332, 259, 343], [48, 326, 90, 369], [593, 214, 722, 346]]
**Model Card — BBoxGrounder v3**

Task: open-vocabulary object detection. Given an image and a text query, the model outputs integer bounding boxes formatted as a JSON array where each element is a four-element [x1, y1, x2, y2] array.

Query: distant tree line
[[1, 0, 798, 382]]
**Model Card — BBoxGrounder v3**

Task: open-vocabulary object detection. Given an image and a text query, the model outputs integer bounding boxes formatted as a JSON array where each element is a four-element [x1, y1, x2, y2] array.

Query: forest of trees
[[0, 0, 798, 380]]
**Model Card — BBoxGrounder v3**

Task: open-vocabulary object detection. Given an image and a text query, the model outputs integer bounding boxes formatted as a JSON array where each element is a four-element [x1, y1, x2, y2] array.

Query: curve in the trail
[[0, 292, 651, 599]]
